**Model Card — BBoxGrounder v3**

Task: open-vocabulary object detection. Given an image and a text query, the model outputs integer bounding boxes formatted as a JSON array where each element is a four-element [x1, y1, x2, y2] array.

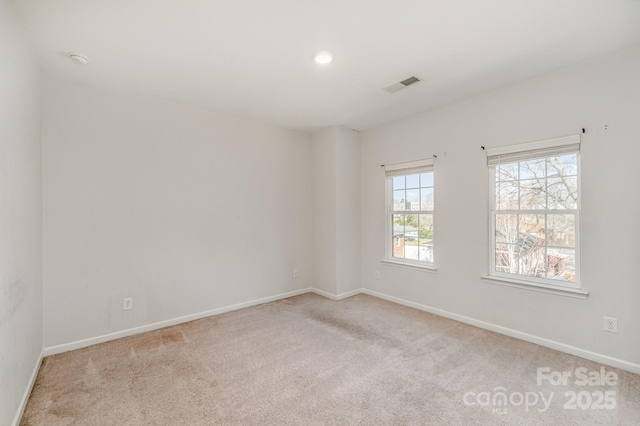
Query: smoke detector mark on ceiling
[[383, 76, 421, 93]]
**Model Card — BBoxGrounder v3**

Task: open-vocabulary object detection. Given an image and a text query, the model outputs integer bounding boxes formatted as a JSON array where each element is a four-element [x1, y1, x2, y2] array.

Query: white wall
[[312, 127, 361, 296], [42, 79, 313, 348], [335, 128, 361, 295], [0, 1, 43, 424], [361, 46, 640, 366], [312, 128, 337, 295]]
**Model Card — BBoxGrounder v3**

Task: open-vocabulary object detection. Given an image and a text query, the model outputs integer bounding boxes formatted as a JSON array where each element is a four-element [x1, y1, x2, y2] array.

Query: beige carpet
[[21, 293, 640, 425]]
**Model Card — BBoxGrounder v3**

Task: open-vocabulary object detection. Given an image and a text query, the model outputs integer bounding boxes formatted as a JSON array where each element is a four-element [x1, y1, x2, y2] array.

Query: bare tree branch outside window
[[494, 154, 578, 283]]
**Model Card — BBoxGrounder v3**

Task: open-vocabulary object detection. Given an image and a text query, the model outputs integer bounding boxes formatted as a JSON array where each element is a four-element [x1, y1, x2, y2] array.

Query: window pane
[[393, 214, 405, 235], [491, 152, 579, 284], [495, 214, 518, 244], [406, 173, 420, 189], [547, 177, 577, 209], [406, 189, 420, 211], [547, 214, 575, 247], [496, 243, 518, 274], [404, 215, 419, 239], [496, 180, 519, 210], [498, 163, 518, 181], [392, 215, 405, 258], [404, 244, 419, 260], [389, 168, 435, 265], [547, 248, 576, 282], [403, 214, 419, 260], [519, 179, 546, 209], [547, 154, 577, 178], [418, 214, 433, 262], [518, 244, 546, 278], [421, 188, 434, 210], [518, 214, 546, 278], [520, 158, 546, 180], [393, 176, 405, 190], [420, 172, 433, 187], [519, 214, 545, 239], [393, 190, 406, 211]]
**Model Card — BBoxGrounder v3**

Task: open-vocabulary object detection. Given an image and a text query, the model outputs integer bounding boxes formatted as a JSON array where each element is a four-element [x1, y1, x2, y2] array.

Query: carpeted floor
[[21, 293, 640, 425]]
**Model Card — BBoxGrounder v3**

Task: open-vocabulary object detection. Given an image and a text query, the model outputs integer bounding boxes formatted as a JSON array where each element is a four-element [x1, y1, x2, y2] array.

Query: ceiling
[[13, 0, 640, 132]]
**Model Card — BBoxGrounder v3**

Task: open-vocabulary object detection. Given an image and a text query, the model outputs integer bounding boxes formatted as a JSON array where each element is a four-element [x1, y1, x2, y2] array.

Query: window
[[487, 135, 581, 289], [385, 159, 434, 268]]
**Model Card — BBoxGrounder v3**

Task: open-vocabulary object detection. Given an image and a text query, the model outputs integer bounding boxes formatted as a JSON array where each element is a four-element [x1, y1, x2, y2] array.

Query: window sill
[[481, 275, 588, 299], [381, 259, 437, 273]]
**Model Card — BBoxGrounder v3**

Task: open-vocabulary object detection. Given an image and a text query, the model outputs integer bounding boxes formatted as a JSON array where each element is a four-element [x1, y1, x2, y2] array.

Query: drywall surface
[[335, 128, 361, 295], [312, 127, 361, 297], [42, 79, 312, 347], [361, 46, 640, 365], [0, 0, 43, 423], [312, 128, 338, 295]]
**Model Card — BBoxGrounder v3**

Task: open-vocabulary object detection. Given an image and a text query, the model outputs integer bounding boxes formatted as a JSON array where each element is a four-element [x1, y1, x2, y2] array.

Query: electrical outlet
[[293, 269, 299, 278], [123, 297, 133, 311], [374, 270, 380, 279], [603, 316, 617, 333]]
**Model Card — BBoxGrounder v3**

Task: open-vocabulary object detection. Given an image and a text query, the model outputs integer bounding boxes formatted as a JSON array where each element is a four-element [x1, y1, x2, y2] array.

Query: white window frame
[[482, 135, 588, 298], [383, 158, 436, 271]]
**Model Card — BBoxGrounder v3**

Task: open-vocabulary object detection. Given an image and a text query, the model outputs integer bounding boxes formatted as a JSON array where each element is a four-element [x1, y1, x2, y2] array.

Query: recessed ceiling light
[[313, 51, 333, 65], [69, 54, 89, 65]]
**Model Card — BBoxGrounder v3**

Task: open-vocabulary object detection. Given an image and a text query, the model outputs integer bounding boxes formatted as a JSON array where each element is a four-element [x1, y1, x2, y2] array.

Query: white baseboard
[[44, 288, 313, 356], [310, 287, 363, 300], [310, 288, 338, 300], [361, 288, 640, 375], [41, 285, 640, 375], [310, 288, 363, 300], [12, 349, 43, 426], [336, 289, 363, 300]]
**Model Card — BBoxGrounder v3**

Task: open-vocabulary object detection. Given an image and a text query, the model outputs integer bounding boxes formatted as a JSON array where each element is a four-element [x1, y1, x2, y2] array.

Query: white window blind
[[487, 135, 580, 166], [385, 158, 433, 177]]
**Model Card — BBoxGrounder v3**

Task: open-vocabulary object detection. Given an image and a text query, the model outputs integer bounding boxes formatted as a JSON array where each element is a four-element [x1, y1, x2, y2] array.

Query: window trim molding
[[381, 259, 437, 272], [486, 135, 583, 293], [481, 275, 588, 299]]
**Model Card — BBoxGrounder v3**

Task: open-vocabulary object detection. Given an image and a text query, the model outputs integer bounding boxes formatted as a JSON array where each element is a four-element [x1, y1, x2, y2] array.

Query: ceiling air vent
[[382, 76, 422, 94]]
